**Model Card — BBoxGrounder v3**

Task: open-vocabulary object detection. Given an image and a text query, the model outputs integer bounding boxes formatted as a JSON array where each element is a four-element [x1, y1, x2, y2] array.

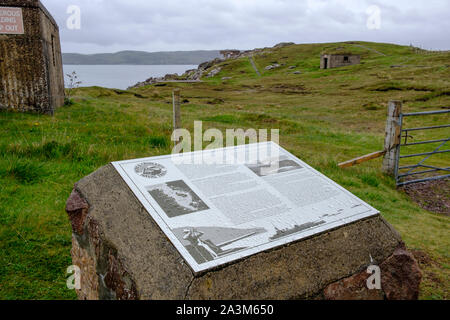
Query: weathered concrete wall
[[39, 3, 65, 111], [0, 0, 64, 114], [321, 54, 361, 69], [66, 164, 422, 300]]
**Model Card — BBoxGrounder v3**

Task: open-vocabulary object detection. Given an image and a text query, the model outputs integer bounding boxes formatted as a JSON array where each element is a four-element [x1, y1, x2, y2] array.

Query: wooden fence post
[[172, 89, 181, 144], [382, 101, 403, 175]]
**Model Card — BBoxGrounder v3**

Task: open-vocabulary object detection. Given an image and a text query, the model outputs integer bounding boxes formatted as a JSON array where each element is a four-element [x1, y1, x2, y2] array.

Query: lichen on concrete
[[0, 0, 64, 114]]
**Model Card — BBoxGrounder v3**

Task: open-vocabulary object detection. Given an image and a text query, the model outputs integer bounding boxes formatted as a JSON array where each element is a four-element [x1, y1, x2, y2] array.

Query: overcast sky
[[40, 0, 450, 54]]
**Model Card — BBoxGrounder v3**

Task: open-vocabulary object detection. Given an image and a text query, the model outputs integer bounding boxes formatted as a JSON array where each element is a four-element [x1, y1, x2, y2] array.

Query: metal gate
[[395, 109, 450, 186]]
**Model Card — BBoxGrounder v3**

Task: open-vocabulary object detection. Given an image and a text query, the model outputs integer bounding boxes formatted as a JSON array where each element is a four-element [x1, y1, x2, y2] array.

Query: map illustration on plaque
[[147, 180, 209, 218], [113, 142, 379, 274]]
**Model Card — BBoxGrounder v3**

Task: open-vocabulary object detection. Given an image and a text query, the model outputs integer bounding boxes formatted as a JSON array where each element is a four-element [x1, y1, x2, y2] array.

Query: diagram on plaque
[[113, 142, 379, 273]]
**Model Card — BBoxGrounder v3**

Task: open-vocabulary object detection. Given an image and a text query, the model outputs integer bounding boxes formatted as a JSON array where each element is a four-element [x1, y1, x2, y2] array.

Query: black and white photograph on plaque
[[270, 220, 326, 241], [246, 155, 303, 177], [173, 226, 267, 264], [147, 180, 209, 218]]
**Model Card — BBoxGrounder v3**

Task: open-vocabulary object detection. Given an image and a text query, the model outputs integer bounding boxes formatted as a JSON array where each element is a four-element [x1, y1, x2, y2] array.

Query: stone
[[380, 245, 422, 300], [65, 164, 421, 300], [206, 67, 221, 78], [265, 64, 280, 70], [199, 58, 223, 71], [66, 189, 89, 235], [185, 69, 203, 81]]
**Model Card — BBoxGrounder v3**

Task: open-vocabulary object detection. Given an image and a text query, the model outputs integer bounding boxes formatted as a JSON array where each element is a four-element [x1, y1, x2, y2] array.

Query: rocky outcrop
[[66, 164, 422, 300], [206, 67, 222, 78], [198, 58, 224, 71], [184, 69, 203, 80], [274, 42, 295, 48], [128, 73, 181, 89], [128, 58, 226, 89], [128, 42, 298, 89]]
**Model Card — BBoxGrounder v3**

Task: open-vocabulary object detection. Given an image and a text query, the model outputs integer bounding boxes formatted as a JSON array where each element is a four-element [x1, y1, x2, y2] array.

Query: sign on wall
[[0, 7, 24, 35], [113, 142, 379, 273]]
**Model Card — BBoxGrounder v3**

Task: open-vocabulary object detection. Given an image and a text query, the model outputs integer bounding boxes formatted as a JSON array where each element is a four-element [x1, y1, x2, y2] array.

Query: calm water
[[63, 65, 197, 90]]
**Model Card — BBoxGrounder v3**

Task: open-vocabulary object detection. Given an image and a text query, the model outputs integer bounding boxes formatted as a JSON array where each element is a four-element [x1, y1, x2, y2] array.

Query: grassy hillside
[[0, 41, 448, 300], [62, 50, 222, 65]]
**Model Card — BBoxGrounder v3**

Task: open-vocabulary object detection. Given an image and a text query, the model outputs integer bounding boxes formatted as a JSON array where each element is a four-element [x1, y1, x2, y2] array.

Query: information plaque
[[113, 142, 379, 273]]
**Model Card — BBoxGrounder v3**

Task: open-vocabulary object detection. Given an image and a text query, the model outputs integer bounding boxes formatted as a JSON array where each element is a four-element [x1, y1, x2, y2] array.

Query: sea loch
[[63, 64, 197, 90]]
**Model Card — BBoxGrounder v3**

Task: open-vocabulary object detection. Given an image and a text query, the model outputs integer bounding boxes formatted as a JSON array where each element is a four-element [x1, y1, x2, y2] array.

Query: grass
[[0, 41, 449, 300]]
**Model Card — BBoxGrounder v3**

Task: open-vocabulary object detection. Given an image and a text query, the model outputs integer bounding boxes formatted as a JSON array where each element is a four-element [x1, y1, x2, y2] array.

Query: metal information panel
[[0, 7, 24, 35], [113, 142, 379, 273]]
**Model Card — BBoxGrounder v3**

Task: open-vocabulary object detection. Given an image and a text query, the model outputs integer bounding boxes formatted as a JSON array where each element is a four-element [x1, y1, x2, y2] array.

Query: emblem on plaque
[[134, 162, 167, 179]]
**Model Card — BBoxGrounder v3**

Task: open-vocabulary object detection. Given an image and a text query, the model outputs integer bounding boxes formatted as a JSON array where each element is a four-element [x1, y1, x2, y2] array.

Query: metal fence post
[[382, 101, 403, 176]]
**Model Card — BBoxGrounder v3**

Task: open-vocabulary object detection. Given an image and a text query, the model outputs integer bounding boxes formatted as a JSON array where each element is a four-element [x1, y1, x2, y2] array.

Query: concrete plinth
[[66, 164, 421, 300]]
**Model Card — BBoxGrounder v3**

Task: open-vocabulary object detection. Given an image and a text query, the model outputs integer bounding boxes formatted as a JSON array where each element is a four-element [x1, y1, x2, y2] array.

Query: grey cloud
[[40, 0, 450, 53]]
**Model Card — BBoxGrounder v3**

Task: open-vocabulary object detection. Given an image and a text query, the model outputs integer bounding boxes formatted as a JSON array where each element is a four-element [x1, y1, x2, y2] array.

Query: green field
[[0, 41, 448, 300]]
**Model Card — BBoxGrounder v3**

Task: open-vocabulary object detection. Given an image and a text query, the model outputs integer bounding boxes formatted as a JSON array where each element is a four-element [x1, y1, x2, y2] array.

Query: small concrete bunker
[[66, 143, 421, 300], [0, 0, 64, 114], [321, 53, 361, 69], [220, 50, 241, 59]]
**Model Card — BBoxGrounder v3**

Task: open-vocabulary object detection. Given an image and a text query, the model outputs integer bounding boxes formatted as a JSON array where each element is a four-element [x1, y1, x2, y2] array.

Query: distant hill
[[62, 50, 222, 65]]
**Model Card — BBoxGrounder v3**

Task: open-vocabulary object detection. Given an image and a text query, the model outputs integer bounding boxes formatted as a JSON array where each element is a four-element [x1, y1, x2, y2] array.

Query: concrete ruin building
[[320, 53, 361, 69], [0, 0, 64, 114], [220, 50, 241, 59]]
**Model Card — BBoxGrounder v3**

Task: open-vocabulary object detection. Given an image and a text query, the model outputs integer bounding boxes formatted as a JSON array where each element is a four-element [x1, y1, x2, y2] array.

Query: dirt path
[[352, 44, 386, 56], [249, 56, 261, 76]]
